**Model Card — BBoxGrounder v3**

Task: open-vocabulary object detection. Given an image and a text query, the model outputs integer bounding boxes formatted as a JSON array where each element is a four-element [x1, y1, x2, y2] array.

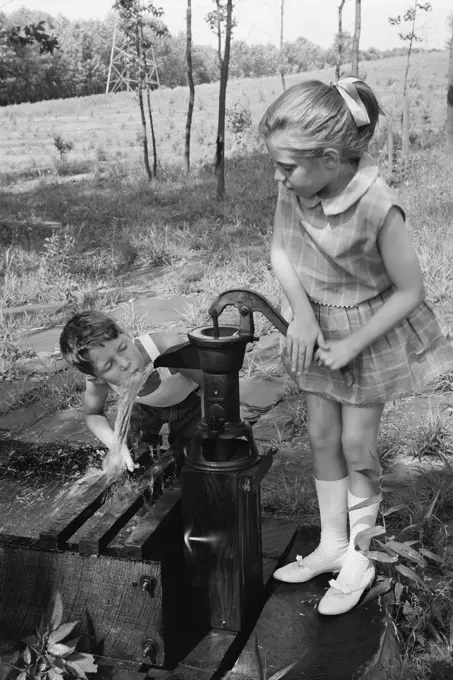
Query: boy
[[59, 311, 203, 471]]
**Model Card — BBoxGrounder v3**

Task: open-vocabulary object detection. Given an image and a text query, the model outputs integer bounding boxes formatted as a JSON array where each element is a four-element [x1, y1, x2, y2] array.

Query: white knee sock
[[302, 477, 349, 569], [334, 490, 380, 588]]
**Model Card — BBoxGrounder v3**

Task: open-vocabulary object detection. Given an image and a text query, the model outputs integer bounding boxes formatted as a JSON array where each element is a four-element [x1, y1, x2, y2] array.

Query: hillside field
[[0, 51, 450, 178]]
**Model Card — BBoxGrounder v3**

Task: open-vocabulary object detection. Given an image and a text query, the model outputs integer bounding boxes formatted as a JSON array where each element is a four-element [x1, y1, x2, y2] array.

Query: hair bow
[[334, 77, 387, 127]]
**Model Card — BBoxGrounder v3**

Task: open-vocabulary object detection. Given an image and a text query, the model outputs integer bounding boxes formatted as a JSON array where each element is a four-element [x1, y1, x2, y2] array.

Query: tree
[[113, 0, 165, 180], [389, 1, 432, 97], [279, 0, 286, 91], [447, 13, 453, 148], [206, 0, 234, 200], [336, 0, 346, 80], [351, 0, 361, 76], [184, 0, 195, 174]]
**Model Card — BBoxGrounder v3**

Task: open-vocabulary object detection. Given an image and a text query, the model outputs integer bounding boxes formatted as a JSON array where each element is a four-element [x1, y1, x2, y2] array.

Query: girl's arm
[[348, 206, 425, 356], [271, 215, 327, 372]]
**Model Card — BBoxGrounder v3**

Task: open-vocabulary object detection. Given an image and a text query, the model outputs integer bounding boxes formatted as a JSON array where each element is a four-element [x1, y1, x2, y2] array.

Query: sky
[[1, 0, 451, 51]]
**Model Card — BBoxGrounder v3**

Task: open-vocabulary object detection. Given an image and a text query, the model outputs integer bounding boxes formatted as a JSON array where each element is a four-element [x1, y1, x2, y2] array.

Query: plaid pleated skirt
[[281, 288, 453, 406]]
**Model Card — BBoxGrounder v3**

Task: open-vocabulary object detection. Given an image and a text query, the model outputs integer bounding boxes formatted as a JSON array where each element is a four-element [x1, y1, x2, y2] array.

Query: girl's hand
[[286, 316, 329, 374], [315, 339, 358, 372]]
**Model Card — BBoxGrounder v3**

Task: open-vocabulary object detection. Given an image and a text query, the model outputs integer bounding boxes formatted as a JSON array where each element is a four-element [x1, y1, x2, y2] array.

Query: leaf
[[22, 635, 37, 647], [449, 614, 453, 650], [363, 550, 398, 563], [48, 670, 63, 680], [23, 647, 32, 665], [66, 653, 97, 675], [418, 547, 446, 565], [355, 468, 381, 481], [422, 487, 441, 523], [65, 661, 87, 680], [48, 643, 77, 658], [359, 577, 393, 607], [375, 539, 398, 558], [47, 622, 79, 646], [253, 634, 264, 680], [268, 661, 298, 680], [382, 504, 408, 517], [386, 540, 427, 567], [354, 525, 386, 548], [48, 592, 64, 632], [395, 563, 429, 590], [17, 673, 27, 680], [394, 582, 404, 604], [349, 494, 382, 512]]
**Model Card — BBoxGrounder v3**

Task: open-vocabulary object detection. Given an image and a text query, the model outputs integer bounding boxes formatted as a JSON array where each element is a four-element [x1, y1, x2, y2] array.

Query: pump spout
[[153, 341, 200, 370]]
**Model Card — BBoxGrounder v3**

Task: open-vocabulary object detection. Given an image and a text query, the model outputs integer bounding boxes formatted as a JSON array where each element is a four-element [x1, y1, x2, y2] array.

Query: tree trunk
[[140, 23, 157, 178], [135, 23, 152, 180], [184, 0, 195, 175], [215, 0, 233, 200], [447, 20, 453, 148], [280, 0, 286, 91], [403, 0, 418, 97], [336, 0, 346, 80], [351, 0, 361, 77]]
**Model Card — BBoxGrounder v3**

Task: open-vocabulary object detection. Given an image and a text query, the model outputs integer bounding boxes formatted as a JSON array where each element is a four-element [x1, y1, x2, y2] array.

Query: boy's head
[[60, 311, 144, 384]]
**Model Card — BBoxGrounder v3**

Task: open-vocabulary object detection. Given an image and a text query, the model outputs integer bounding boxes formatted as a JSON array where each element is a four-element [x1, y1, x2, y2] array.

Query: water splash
[[67, 362, 156, 497]]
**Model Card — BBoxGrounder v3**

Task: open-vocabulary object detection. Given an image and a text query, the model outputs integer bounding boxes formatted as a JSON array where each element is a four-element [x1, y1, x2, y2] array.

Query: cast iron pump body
[[153, 289, 289, 632], [154, 288, 289, 472]]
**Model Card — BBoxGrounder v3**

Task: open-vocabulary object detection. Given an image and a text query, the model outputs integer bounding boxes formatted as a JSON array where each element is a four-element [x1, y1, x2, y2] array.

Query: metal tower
[[106, 15, 160, 94]]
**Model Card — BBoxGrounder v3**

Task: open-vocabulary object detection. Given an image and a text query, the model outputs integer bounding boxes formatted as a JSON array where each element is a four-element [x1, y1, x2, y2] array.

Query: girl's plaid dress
[[276, 153, 453, 406]]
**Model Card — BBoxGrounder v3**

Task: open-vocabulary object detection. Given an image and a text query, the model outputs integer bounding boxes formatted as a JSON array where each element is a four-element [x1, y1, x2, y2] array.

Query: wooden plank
[[263, 557, 278, 586], [126, 488, 181, 559], [39, 475, 117, 549], [78, 450, 178, 556], [39, 448, 175, 550], [169, 630, 237, 679], [261, 515, 299, 559], [229, 530, 387, 680]]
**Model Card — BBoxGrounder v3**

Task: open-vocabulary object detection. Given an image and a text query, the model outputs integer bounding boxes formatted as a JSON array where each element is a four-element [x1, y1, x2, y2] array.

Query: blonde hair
[[259, 78, 380, 160]]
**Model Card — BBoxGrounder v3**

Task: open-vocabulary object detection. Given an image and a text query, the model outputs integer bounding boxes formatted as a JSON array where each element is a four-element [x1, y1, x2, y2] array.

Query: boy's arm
[[152, 332, 204, 386], [82, 378, 116, 449]]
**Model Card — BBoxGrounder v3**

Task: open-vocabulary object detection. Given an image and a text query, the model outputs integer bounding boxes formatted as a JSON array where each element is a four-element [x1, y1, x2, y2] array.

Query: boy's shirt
[[86, 332, 198, 408]]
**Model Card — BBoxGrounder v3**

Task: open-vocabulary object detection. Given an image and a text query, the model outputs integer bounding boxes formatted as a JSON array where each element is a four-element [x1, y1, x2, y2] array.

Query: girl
[[260, 77, 453, 616]]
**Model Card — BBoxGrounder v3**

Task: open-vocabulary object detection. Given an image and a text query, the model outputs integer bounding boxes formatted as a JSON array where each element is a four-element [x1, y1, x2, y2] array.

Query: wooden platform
[[168, 529, 398, 680]]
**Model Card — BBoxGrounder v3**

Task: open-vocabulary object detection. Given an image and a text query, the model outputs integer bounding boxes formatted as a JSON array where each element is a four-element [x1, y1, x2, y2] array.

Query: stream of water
[[66, 362, 156, 498]]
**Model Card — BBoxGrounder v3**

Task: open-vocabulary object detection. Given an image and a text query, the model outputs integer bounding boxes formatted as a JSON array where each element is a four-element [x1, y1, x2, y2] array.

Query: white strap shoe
[[273, 551, 347, 584], [317, 563, 375, 615]]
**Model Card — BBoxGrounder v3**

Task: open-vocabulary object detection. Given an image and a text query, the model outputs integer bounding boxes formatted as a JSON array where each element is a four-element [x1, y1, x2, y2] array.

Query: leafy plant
[[0, 592, 97, 680], [354, 464, 453, 667], [53, 136, 74, 162]]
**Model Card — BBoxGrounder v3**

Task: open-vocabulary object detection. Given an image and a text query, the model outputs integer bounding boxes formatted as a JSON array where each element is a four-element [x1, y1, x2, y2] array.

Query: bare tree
[[351, 0, 361, 76], [206, 0, 234, 199], [389, 1, 432, 97], [336, 0, 346, 80], [114, 0, 164, 180], [448, 15, 453, 147], [280, 0, 286, 91], [184, 0, 195, 174]]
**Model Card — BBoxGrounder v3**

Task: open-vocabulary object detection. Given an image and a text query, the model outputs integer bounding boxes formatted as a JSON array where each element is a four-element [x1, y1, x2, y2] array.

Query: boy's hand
[[105, 443, 138, 474]]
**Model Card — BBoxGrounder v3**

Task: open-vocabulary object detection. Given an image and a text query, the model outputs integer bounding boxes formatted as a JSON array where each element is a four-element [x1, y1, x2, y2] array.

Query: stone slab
[[1, 303, 63, 320], [18, 326, 62, 353], [0, 379, 42, 415], [116, 295, 196, 329], [16, 410, 96, 444]]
